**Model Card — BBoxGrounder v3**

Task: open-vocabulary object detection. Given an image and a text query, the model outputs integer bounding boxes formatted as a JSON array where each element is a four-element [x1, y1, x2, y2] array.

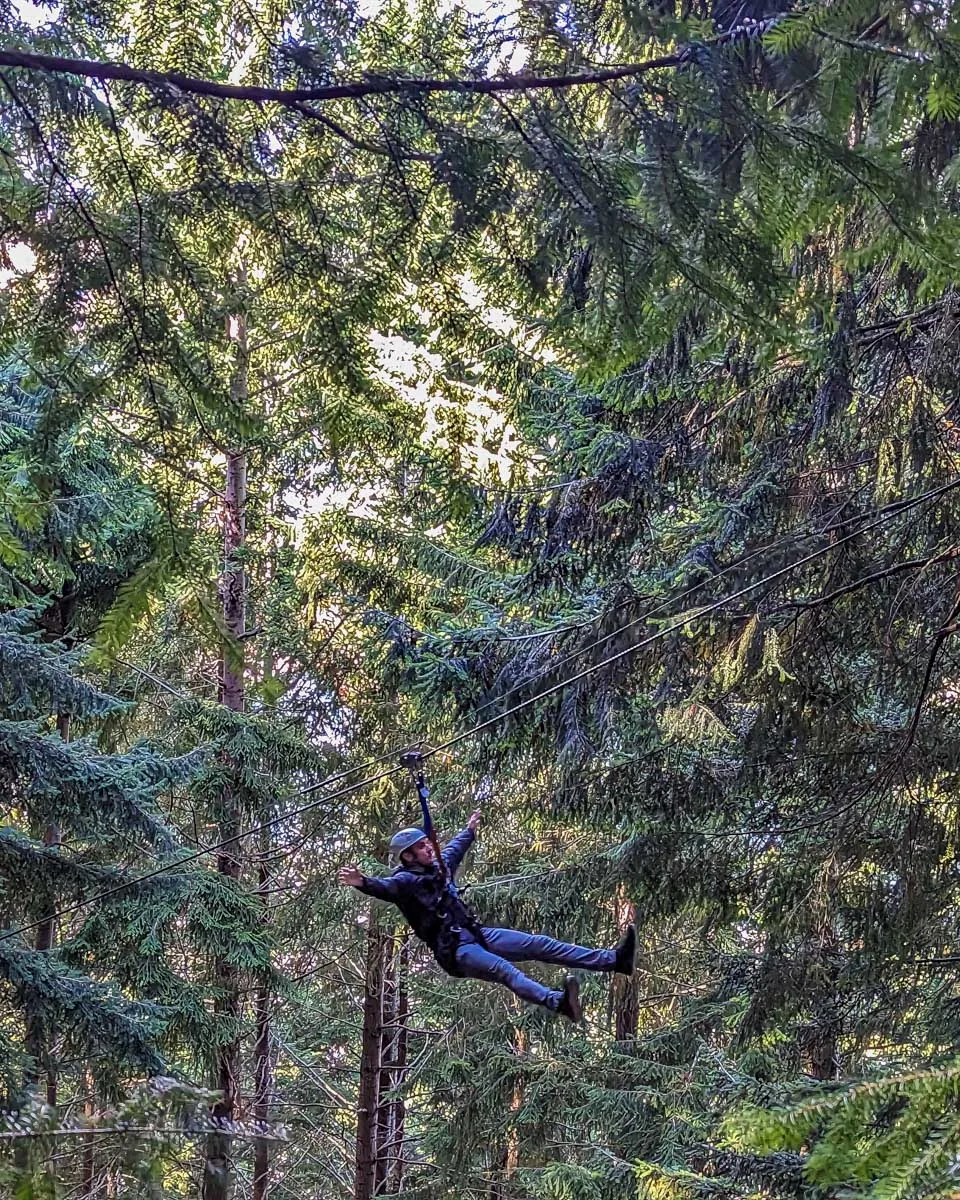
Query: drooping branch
[[0, 21, 780, 113]]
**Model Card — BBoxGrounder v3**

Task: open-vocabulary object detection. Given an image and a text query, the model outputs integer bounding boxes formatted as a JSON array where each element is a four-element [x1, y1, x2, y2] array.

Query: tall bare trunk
[[355, 921, 386, 1200], [613, 900, 639, 1041], [505, 1025, 526, 1178], [806, 917, 842, 1081], [25, 711, 70, 1096], [375, 933, 409, 1195], [374, 941, 394, 1199], [17, 583, 75, 1179], [80, 1065, 95, 1197], [489, 1021, 526, 1197], [16, 710, 71, 1179], [203, 306, 248, 1200], [387, 936, 409, 1194], [252, 825, 272, 1200]]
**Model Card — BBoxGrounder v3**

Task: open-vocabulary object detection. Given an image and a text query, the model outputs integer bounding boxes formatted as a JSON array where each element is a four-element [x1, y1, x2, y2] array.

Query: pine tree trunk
[[807, 916, 842, 1081], [202, 307, 248, 1200], [504, 1025, 526, 1178], [487, 1017, 525, 1195], [355, 921, 386, 1200], [488, 1020, 526, 1199], [30, 587, 76, 1122], [375, 933, 408, 1195], [252, 827, 272, 1200], [16, 709, 71, 1179], [387, 936, 408, 1195], [80, 1066, 95, 1197], [374, 941, 395, 1199], [25, 711, 70, 1106], [613, 900, 639, 1041]]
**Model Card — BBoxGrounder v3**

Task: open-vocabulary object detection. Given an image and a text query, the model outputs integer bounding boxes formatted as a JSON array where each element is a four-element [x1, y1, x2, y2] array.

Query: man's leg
[[456, 942, 571, 1009], [481, 927, 617, 972], [455, 944, 583, 1022]]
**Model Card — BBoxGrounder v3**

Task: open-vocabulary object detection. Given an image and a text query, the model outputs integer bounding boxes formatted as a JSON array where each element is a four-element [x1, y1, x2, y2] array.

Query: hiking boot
[[556, 975, 582, 1023], [613, 925, 637, 976]]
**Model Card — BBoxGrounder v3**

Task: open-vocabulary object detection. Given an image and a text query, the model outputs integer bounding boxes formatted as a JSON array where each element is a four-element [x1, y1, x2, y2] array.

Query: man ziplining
[[338, 797, 636, 1023]]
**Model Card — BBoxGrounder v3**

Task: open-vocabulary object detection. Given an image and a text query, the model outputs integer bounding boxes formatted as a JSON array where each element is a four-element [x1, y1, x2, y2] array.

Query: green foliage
[[7, 0, 960, 1195], [726, 1065, 960, 1200], [0, 942, 165, 1077], [0, 1078, 284, 1196]]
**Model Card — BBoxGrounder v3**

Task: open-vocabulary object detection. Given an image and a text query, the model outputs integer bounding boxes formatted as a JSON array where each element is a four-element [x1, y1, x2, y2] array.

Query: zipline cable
[[410, 477, 960, 758], [0, 761, 408, 945], [4, 473, 960, 947], [267, 482, 944, 866], [302, 480, 930, 795], [466, 481, 923, 720]]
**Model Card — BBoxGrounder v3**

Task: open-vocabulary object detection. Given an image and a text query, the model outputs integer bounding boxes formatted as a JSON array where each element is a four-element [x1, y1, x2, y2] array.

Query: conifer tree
[[6, 0, 960, 1196], [0, 372, 204, 1187]]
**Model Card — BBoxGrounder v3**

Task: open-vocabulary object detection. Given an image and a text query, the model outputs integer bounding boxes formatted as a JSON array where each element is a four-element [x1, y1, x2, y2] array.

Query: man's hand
[[338, 866, 364, 888], [468, 808, 482, 833]]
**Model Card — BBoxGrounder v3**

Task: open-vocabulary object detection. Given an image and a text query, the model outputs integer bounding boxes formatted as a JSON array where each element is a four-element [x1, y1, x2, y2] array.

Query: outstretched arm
[[337, 866, 398, 902], [442, 809, 481, 876]]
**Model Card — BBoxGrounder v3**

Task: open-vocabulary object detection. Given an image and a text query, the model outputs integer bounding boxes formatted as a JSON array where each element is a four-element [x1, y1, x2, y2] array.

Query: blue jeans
[[454, 927, 616, 1010]]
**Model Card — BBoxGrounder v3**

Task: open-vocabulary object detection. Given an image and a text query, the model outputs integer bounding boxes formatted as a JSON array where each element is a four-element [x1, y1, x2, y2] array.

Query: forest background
[[3, 0, 960, 1196]]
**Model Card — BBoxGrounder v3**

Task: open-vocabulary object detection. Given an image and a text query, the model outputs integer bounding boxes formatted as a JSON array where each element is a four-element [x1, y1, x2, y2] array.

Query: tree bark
[[806, 917, 842, 1081], [17, 588, 75, 1179], [504, 1024, 526, 1179], [387, 935, 408, 1195], [16, 710, 71, 1180], [252, 826, 272, 1200], [613, 900, 639, 1041], [202, 306, 248, 1200], [488, 1021, 527, 1198], [80, 1065, 95, 1198], [24, 711, 70, 1101], [355, 921, 386, 1200], [375, 933, 408, 1195], [374, 939, 395, 1199]]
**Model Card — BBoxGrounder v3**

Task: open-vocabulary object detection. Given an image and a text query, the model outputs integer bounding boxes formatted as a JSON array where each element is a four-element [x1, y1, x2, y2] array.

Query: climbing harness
[[396, 748, 492, 974], [399, 749, 447, 882]]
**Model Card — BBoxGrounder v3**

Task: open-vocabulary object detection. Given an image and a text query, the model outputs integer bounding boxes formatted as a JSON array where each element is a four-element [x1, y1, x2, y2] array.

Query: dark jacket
[[357, 828, 487, 974]]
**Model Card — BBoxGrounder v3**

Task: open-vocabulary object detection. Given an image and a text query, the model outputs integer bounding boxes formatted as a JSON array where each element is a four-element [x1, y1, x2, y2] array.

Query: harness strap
[[400, 750, 446, 883]]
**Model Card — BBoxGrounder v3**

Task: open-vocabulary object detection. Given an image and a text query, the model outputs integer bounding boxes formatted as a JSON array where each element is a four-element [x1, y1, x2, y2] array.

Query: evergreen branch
[[0, 621, 122, 719], [472, 488, 960, 719], [0, 20, 783, 111], [112, 656, 198, 702], [288, 103, 436, 161], [0, 73, 169, 431], [0, 1123, 288, 1141], [0, 943, 165, 1071], [811, 25, 930, 63], [857, 301, 947, 337]]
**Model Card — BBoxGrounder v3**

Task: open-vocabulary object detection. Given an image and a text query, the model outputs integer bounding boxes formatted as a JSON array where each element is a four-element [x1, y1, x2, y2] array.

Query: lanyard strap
[[400, 750, 446, 883]]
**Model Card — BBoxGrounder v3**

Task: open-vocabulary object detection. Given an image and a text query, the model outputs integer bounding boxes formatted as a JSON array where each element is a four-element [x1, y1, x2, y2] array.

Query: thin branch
[[811, 26, 930, 63], [0, 1125, 288, 1142], [776, 548, 959, 612], [901, 578, 960, 753], [0, 21, 781, 111], [290, 101, 435, 160]]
